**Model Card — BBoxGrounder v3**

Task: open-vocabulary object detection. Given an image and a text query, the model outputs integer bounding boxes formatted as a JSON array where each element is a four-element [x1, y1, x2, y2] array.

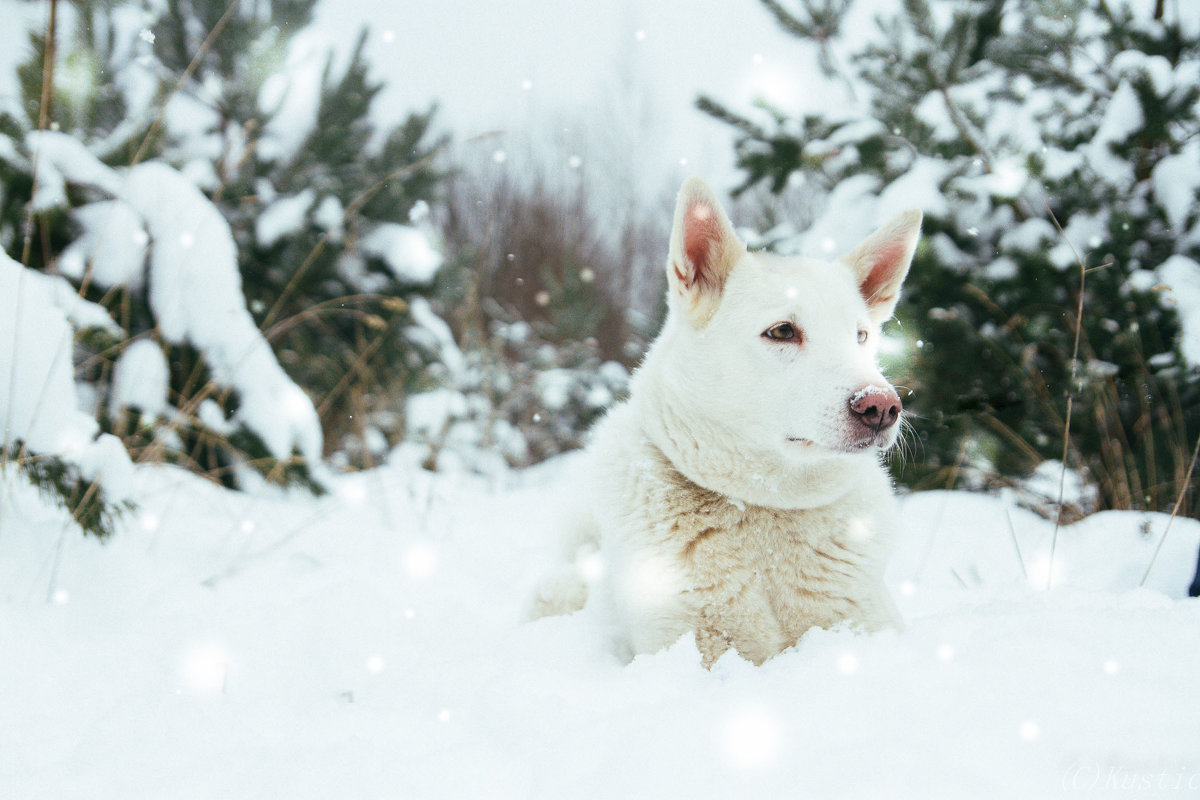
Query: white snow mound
[[1, 462, 1197, 800]]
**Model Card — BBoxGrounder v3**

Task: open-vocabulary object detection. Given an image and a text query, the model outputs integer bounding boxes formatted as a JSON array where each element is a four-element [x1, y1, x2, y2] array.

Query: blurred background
[[1, 0, 1197, 535]]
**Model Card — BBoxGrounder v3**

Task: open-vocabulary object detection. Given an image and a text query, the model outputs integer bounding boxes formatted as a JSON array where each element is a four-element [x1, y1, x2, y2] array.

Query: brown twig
[[1043, 201, 1086, 590], [21, 0, 57, 268], [129, 1, 239, 168], [1139, 430, 1200, 587]]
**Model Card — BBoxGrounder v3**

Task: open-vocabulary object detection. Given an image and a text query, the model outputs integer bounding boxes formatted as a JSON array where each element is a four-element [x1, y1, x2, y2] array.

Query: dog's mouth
[[786, 436, 887, 453]]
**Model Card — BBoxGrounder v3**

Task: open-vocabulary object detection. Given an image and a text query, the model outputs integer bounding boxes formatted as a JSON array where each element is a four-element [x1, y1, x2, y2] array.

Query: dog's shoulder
[[588, 401, 675, 491]]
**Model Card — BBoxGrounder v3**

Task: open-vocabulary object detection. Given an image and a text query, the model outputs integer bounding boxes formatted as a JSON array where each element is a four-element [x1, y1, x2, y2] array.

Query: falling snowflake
[[179, 641, 232, 695], [405, 544, 438, 579], [721, 705, 782, 769]]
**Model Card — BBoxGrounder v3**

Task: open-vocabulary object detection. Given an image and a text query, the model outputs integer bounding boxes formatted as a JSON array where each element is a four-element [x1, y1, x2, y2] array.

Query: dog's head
[[639, 177, 920, 499]]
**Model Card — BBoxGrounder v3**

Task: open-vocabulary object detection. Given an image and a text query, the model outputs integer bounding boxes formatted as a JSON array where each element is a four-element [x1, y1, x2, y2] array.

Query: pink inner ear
[[859, 241, 906, 305], [683, 202, 722, 291]]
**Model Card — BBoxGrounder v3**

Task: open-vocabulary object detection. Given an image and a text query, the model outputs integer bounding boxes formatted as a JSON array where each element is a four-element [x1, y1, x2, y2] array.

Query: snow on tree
[[28, 132, 323, 470], [0, 0, 450, 506], [700, 0, 1200, 514], [0, 249, 134, 538], [202, 21, 448, 466]]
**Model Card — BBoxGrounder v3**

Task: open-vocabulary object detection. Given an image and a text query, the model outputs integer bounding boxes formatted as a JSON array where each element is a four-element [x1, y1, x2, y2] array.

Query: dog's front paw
[[527, 566, 590, 620]]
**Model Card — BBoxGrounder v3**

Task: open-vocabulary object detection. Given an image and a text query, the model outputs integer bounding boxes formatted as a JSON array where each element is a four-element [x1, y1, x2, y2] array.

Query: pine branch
[[695, 95, 770, 140], [260, 141, 449, 331], [759, 0, 813, 37], [130, 0, 239, 168]]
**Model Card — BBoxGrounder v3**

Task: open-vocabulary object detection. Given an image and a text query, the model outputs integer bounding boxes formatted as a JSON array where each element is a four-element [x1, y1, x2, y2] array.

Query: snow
[[88, 10, 159, 157], [928, 233, 973, 271], [25, 132, 325, 468], [0, 254, 100, 457], [1, 460, 1198, 799], [1019, 460, 1096, 514], [1152, 141, 1200, 236], [1085, 80, 1143, 186], [256, 189, 316, 248], [110, 339, 170, 420], [782, 174, 880, 256], [914, 90, 957, 141], [25, 132, 124, 198], [875, 157, 950, 219], [407, 296, 464, 379], [0, 251, 134, 496], [1112, 50, 1175, 97], [2, 2, 1199, 790], [999, 218, 1057, 253], [162, 88, 223, 168], [1050, 209, 1109, 270], [780, 158, 944, 262], [313, 195, 345, 241], [850, 384, 892, 405], [257, 29, 327, 163], [537, 369, 574, 411], [359, 223, 444, 285], [984, 256, 1019, 281], [1157, 255, 1200, 365], [58, 201, 149, 289], [4, 257, 122, 337], [197, 399, 235, 436], [117, 163, 324, 467], [1040, 146, 1086, 182], [405, 388, 467, 438]]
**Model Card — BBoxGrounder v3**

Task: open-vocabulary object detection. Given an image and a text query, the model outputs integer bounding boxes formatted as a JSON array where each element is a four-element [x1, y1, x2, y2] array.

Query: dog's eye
[[763, 322, 800, 342], [857, 329, 869, 344]]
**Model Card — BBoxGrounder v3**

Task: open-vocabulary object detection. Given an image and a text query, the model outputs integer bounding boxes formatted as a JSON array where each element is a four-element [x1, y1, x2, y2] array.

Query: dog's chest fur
[[593, 406, 897, 666]]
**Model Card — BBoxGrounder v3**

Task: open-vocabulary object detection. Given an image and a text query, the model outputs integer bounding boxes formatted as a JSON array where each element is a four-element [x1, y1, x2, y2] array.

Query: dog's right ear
[[667, 177, 746, 327], [841, 209, 923, 325]]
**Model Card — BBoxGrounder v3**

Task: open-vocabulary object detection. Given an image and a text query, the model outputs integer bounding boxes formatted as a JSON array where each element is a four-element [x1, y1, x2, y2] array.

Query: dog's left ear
[[667, 177, 746, 327], [841, 209, 923, 324]]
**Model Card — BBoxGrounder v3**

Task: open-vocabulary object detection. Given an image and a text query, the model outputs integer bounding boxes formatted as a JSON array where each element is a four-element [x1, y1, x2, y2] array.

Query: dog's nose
[[849, 386, 902, 432]]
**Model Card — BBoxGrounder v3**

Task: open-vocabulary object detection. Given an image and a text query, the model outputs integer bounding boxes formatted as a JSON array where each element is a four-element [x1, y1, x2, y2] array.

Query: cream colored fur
[[530, 178, 922, 667]]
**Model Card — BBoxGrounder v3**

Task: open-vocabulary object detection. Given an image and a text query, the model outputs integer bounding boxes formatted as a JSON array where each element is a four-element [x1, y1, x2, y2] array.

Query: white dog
[[532, 178, 922, 666]]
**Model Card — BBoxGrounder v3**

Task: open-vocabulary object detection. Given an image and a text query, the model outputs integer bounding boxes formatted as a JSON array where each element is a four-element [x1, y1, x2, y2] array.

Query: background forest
[[3, 0, 1198, 537]]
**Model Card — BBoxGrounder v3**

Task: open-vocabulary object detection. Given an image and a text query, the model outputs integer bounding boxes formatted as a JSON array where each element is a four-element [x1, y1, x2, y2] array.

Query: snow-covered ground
[[3, 457, 1198, 799]]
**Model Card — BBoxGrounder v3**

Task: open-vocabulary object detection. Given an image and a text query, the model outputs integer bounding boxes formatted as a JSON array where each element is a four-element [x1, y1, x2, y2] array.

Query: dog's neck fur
[[630, 355, 876, 511]]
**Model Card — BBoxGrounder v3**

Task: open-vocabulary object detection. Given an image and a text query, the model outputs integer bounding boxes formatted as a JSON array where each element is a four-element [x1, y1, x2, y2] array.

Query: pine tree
[[700, 0, 1200, 515], [0, 0, 449, 504]]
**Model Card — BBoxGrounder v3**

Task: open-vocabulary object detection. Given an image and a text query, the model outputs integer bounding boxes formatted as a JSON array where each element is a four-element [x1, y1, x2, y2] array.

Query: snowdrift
[[2, 458, 1198, 799]]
